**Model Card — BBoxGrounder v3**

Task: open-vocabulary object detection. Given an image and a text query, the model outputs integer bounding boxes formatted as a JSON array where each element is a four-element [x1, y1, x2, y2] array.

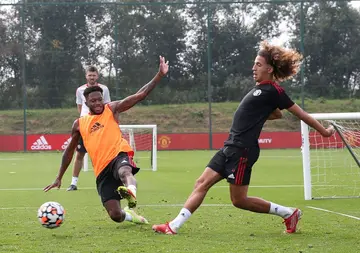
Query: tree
[[21, 0, 105, 108], [0, 7, 23, 109], [106, 1, 188, 103], [185, 2, 261, 102], [286, 1, 360, 98]]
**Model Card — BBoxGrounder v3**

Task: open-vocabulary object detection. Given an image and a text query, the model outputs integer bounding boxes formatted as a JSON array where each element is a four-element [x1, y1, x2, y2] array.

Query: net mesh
[[308, 119, 360, 198], [120, 126, 154, 170]]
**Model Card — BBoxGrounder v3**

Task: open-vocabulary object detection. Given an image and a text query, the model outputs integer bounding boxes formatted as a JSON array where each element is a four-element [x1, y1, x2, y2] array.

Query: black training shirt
[[224, 81, 294, 148]]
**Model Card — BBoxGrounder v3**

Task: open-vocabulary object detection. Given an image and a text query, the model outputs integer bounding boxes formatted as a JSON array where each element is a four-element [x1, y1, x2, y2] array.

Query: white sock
[[124, 210, 132, 221], [169, 208, 192, 232], [127, 185, 137, 198], [71, 177, 78, 186], [269, 202, 294, 219]]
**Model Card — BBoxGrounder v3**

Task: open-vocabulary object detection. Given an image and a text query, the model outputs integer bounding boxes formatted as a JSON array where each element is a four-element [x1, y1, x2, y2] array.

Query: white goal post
[[83, 124, 157, 172], [301, 112, 360, 200]]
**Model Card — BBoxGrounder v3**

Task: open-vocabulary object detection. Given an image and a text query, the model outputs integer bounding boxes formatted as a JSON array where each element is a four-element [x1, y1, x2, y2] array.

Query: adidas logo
[[61, 137, 72, 150], [31, 136, 52, 150], [227, 174, 235, 179], [90, 122, 104, 133]]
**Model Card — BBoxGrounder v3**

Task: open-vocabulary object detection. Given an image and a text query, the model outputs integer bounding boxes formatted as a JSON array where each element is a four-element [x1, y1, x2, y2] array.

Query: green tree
[[22, 0, 105, 108], [289, 1, 360, 98], [0, 7, 23, 109], [105, 2, 187, 103], [186, 2, 261, 102]]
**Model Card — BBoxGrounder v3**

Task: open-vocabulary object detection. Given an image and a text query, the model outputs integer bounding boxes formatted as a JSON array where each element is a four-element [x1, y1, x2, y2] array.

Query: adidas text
[[31, 136, 52, 150], [61, 137, 72, 150]]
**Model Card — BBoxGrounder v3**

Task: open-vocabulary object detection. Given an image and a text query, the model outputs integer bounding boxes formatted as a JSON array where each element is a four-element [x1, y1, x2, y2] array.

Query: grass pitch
[[1, 150, 360, 253]]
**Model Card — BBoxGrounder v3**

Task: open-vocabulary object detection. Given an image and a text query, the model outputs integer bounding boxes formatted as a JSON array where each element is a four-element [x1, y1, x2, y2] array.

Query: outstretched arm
[[287, 103, 335, 137], [109, 56, 169, 114], [44, 120, 81, 192]]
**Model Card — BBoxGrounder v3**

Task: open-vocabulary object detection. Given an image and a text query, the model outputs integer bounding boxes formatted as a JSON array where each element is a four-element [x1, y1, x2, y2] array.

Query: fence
[[1, 0, 360, 150]]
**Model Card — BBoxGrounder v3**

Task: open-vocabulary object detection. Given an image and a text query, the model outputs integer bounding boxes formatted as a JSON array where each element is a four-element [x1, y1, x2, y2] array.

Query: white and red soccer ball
[[37, 201, 65, 229]]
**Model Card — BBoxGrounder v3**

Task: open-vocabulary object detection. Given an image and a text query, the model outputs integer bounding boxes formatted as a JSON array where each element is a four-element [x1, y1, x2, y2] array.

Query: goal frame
[[83, 124, 157, 172], [301, 112, 360, 200]]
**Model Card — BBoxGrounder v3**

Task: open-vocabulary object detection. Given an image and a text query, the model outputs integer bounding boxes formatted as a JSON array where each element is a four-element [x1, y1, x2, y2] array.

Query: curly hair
[[84, 85, 103, 99], [257, 41, 303, 82]]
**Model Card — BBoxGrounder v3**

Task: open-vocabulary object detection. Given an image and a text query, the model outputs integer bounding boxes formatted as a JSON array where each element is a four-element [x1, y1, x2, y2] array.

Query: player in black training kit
[[212, 80, 294, 186], [153, 41, 335, 235]]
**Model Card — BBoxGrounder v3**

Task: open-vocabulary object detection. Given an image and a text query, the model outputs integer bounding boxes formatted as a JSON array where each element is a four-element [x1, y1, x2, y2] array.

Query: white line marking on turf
[[140, 204, 233, 207], [0, 187, 96, 191], [213, 185, 303, 188], [0, 158, 24, 161], [307, 206, 360, 220], [0, 185, 344, 191], [0, 203, 233, 210], [0, 207, 34, 210], [214, 184, 343, 188], [262, 155, 301, 158]]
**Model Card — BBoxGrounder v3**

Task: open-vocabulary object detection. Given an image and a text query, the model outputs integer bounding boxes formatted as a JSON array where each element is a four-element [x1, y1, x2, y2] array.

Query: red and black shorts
[[96, 152, 140, 204], [207, 146, 260, 185]]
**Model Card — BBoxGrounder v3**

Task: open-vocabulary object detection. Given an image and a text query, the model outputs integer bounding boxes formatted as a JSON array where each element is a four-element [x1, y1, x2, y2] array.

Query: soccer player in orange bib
[[44, 56, 169, 224]]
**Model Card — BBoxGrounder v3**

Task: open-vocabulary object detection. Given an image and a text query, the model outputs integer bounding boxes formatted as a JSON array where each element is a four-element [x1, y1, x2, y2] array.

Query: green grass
[[1, 99, 360, 134], [1, 150, 360, 252]]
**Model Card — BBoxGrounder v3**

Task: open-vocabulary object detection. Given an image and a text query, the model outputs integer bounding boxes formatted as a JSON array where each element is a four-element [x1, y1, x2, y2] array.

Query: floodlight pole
[[207, 3, 213, 150]]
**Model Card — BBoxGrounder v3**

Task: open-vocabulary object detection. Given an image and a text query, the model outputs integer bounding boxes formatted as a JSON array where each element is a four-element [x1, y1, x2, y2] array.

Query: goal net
[[301, 113, 360, 200], [84, 124, 157, 172], [120, 124, 157, 171]]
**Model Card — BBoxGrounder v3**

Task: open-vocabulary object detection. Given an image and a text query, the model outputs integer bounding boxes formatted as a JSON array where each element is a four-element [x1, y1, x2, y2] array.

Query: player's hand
[[158, 55, 169, 77], [43, 178, 61, 192], [322, 125, 335, 137]]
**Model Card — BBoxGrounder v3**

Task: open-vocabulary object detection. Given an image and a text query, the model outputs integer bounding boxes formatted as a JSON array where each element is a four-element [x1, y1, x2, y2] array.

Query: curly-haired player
[[153, 42, 335, 235]]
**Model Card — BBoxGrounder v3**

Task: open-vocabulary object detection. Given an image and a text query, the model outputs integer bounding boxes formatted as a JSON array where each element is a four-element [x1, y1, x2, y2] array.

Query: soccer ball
[[37, 201, 65, 229]]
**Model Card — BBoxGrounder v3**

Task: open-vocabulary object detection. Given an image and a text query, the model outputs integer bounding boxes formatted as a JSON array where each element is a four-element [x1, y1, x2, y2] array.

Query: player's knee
[[194, 177, 203, 189], [118, 166, 133, 180], [194, 177, 210, 192], [108, 209, 124, 223], [231, 197, 248, 209], [76, 152, 85, 160]]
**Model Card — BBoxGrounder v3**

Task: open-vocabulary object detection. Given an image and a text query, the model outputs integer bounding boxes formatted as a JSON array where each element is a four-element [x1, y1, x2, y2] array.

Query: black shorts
[[76, 136, 87, 153], [96, 152, 140, 204], [207, 146, 260, 185]]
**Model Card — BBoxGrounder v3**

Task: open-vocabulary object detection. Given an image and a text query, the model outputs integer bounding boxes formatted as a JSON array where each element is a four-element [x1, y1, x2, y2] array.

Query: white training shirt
[[76, 83, 111, 116]]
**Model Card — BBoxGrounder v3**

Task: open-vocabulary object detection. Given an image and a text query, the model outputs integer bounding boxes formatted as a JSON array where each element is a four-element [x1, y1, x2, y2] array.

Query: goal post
[[301, 112, 360, 200], [83, 124, 157, 172], [120, 124, 157, 172]]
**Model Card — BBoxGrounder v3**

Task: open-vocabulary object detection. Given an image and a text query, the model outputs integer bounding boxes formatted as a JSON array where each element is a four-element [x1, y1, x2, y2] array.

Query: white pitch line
[[0, 185, 294, 191], [307, 206, 360, 220], [213, 185, 303, 188], [214, 184, 343, 188], [0, 207, 34, 210], [0, 158, 24, 161], [0, 184, 346, 191], [0, 203, 233, 210], [261, 155, 301, 158], [0, 187, 96, 191], [214, 185, 304, 188], [139, 203, 232, 207]]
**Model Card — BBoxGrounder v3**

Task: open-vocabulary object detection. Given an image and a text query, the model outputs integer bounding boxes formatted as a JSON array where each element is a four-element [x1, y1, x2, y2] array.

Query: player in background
[[67, 66, 111, 191], [44, 56, 169, 224], [152, 42, 335, 235]]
